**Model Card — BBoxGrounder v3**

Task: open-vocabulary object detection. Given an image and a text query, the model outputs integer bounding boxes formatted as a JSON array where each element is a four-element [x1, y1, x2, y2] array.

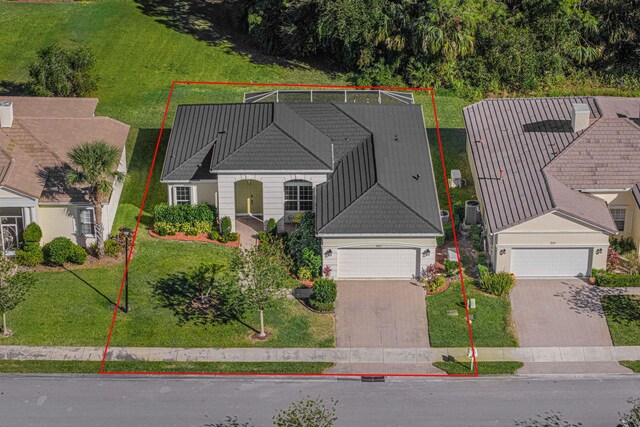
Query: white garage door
[[510, 248, 591, 277], [337, 248, 419, 279]]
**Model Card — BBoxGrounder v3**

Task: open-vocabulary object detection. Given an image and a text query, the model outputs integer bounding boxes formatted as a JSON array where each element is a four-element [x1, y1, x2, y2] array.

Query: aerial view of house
[[160, 96, 443, 279], [0, 97, 129, 252], [464, 96, 640, 278]]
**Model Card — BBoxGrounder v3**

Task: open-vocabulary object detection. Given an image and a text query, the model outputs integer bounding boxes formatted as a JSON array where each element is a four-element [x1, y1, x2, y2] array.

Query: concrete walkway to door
[[335, 280, 429, 348], [510, 279, 624, 347]]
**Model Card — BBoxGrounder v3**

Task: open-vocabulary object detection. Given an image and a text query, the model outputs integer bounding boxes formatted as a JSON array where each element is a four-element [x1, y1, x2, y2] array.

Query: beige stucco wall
[[631, 205, 640, 252], [492, 212, 609, 273], [194, 182, 218, 206], [38, 205, 77, 244], [591, 191, 635, 236], [321, 236, 437, 278]]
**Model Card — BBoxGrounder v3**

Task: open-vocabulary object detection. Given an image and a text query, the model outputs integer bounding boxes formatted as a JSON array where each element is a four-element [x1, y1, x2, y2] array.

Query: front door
[[1, 222, 19, 256]]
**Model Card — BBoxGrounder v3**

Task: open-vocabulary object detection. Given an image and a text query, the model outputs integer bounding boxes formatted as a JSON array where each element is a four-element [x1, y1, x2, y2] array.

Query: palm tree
[[65, 140, 124, 259]]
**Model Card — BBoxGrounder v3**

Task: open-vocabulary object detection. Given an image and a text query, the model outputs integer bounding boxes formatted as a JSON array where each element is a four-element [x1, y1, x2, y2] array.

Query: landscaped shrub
[[266, 218, 277, 235], [469, 224, 483, 251], [193, 221, 212, 235], [477, 264, 489, 280], [220, 216, 232, 237], [297, 267, 313, 282], [301, 247, 322, 278], [452, 201, 465, 227], [477, 251, 487, 267], [479, 272, 515, 297], [153, 203, 217, 225], [593, 269, 640, 287], [22, 223, 43, 251], [104, 239, 121, 258], [444, 259, 458, 277], [418, 264, 437, 284], [228, 232, 240, 242], [425, 275, 447, 292], [69, 245, 87, 265], [436, 235, 445, 247], [14, 248, 44, 267], [610, 236, 636, 254], [43, 237, 75, 266], [608, 247, 621, 271], [183, 224, 199, 236], [153, 222, 177, 236], [309, 277, 337, 311], [209, 230, 220, 241], [285, 212, 321, 273]]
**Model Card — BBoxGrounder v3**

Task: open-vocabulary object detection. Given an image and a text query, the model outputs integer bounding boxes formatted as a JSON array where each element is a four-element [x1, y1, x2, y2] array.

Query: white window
[[174, 186, 192, 205], [284, 181, 313, 211], [79, 208, 95, 236], [610, 208, 626, 231]]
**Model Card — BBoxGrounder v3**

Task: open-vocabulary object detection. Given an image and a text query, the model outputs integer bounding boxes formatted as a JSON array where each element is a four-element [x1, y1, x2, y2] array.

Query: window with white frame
[[610, 208, 626, 231], [284, 180, 313, 211], [174, 186, 192, 205], [78, 208, 95, 236]]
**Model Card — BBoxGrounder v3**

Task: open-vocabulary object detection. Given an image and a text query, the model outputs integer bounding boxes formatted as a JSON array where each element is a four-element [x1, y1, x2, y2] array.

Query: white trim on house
[[214, 170, 332, 174], [317, 233, 442, 237]]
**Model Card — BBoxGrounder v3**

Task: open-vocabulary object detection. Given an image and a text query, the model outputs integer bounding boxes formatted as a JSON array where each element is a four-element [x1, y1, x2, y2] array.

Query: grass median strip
[[619, 361, 640, 373], [0, 360, 334, 375], [602, 295, 640, 346], [434, 361, 523, 375]]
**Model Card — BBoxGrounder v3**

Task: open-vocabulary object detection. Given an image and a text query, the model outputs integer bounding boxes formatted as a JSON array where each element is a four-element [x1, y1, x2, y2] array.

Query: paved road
[[1, 375, 639, 426]]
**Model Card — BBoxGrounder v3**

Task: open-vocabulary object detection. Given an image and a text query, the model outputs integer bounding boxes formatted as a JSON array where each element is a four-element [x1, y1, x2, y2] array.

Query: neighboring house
[[160, 97, 443, 279], [463, 96, 640, 278], [0, 97, 129, 253]]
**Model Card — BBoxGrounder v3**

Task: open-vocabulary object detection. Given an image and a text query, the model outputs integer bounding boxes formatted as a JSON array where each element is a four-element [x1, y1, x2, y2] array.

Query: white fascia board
[[214, 170, 332, 174], [580, 188, 630, 193], [317, 233, 441, 238], [160, 180, 192, 184]]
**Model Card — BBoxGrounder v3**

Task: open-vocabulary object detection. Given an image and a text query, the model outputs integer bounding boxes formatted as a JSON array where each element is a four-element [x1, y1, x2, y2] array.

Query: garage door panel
[[338, 248, 418, 278], [511, 248, 591, 277]]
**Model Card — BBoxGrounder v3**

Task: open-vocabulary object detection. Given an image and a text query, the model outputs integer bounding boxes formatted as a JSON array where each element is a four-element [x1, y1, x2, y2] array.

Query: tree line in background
[[245, 0, 640, 95]]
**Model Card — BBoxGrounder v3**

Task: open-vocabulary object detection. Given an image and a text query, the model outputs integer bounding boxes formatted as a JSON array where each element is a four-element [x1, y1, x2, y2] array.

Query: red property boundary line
[[99, 81, 478, 378]]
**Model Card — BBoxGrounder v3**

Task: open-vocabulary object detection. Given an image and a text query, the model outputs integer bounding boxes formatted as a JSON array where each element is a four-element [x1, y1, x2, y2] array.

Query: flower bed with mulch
[[148, 228, 239, 248]]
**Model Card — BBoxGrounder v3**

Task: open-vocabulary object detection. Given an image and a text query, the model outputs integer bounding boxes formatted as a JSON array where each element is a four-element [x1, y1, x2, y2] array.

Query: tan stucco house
[[464, 96, 640, 278], [160, 92, 443, 279], [0, 97, 129, 253]]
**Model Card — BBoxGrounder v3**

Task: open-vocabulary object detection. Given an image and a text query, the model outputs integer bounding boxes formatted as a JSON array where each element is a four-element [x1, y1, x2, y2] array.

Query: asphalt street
[[0, 374, 638, 426]]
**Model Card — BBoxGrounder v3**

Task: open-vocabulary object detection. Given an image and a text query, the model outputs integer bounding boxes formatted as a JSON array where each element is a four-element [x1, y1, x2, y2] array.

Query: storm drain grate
[[361, 376, 385, 382]]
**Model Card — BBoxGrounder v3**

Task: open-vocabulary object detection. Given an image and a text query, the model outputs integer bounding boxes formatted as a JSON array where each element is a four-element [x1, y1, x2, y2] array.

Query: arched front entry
[[235, 179, 263, 217]]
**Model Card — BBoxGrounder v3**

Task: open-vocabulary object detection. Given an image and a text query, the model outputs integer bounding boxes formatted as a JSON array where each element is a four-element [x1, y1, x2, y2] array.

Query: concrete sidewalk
[[1, 345, 640, 364]]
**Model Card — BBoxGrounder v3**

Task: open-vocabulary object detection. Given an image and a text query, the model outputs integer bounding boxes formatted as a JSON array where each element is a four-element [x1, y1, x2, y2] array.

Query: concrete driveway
[[335, 280, 429, 348], [510, 279, 613, 347]]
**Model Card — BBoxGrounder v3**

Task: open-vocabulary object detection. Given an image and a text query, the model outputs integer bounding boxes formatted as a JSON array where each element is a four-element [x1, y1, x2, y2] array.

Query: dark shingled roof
[[162, 102, 442, 236], [464, 96, 640, 234]]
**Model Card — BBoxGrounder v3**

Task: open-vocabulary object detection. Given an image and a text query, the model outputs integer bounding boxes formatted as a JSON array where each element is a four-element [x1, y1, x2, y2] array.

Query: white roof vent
[[571, 103, 590, 133], [0, 101, 13, 128]]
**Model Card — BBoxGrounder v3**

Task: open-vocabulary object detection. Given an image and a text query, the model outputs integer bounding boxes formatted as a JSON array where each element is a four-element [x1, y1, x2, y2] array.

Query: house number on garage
[[550, 241, 556, 244]]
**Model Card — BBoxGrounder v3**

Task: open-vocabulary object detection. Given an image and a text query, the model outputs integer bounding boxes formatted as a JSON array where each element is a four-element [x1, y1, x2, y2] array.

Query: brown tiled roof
[[0, 97, 129, 202], [545, 118, 640, 190]]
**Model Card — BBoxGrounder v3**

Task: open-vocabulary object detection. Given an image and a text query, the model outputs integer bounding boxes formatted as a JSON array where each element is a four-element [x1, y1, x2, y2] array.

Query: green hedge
[[593, 269, 640, 287], [153, 203, 217, 225]]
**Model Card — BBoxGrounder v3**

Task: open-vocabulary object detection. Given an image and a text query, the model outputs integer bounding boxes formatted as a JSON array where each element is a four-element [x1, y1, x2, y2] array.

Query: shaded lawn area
[[434, 361, 523, 375], [619, 361, 640, 373], [427, 282, 518, 347], [0, 360, 333, 375], [3, 237, 334, 348], [602, 295, 640, 346]]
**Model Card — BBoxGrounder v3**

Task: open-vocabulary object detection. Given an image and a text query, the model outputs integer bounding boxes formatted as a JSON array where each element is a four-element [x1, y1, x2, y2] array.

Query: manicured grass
[[426, 282, 518, 348], [619, 361, 640, 373], [602, 295, 640, 346], [434, 361, 523, 375], [4, 237, 334, 348], [0, 360, 333, 375]]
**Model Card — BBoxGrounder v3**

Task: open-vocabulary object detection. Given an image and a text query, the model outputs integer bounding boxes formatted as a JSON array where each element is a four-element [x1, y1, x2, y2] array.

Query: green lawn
[[434, 361, 523, 375], [602, 295, 640, 346], [0, 360, 333, 375], [4, 237, 334, 348], [619, 361, 640, 373], [426, 282, 518, 348]]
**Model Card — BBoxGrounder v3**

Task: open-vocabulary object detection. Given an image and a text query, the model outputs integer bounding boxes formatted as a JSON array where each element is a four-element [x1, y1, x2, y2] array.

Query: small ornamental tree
[[66, 140, 124, 259], [273, 396, 338, 427], [0, 256, 35, 336], [232, 243, 290, 338], [28, 44, 98, 97]]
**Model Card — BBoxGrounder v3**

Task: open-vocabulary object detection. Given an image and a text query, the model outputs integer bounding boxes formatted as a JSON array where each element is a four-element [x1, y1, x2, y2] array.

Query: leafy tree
[[28, 44, 98, 97], [186, 262, 246, 320], [232, 243, 290, 338], [273, 395, 338, 427], [285, 212, 321, 273], [0, 256, 35, 336], [66, 140, 124, 259]]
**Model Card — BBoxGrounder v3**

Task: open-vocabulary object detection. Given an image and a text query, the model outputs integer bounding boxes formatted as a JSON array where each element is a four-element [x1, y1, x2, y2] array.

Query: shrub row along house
[[160, 92, 443, 279], [464, 96, 640, 278], [0, 97, 129, 253]]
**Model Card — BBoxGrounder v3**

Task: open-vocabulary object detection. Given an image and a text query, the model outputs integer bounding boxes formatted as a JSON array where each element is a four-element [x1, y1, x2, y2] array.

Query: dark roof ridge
[[271, 122, 332, 169], [164, 139, 216, 180], [316, 183, 379, 233], [542, 116, 603, 172], [211, 122, 276, 171], [377, 182, 440, 231]]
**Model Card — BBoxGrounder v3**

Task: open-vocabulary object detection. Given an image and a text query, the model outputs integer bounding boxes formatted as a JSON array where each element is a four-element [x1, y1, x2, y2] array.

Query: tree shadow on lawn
[[134, 0, 327, 71], [601, 295, 640, 326], [152, 272, 259, 333], [0, 81, 32, 96]]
